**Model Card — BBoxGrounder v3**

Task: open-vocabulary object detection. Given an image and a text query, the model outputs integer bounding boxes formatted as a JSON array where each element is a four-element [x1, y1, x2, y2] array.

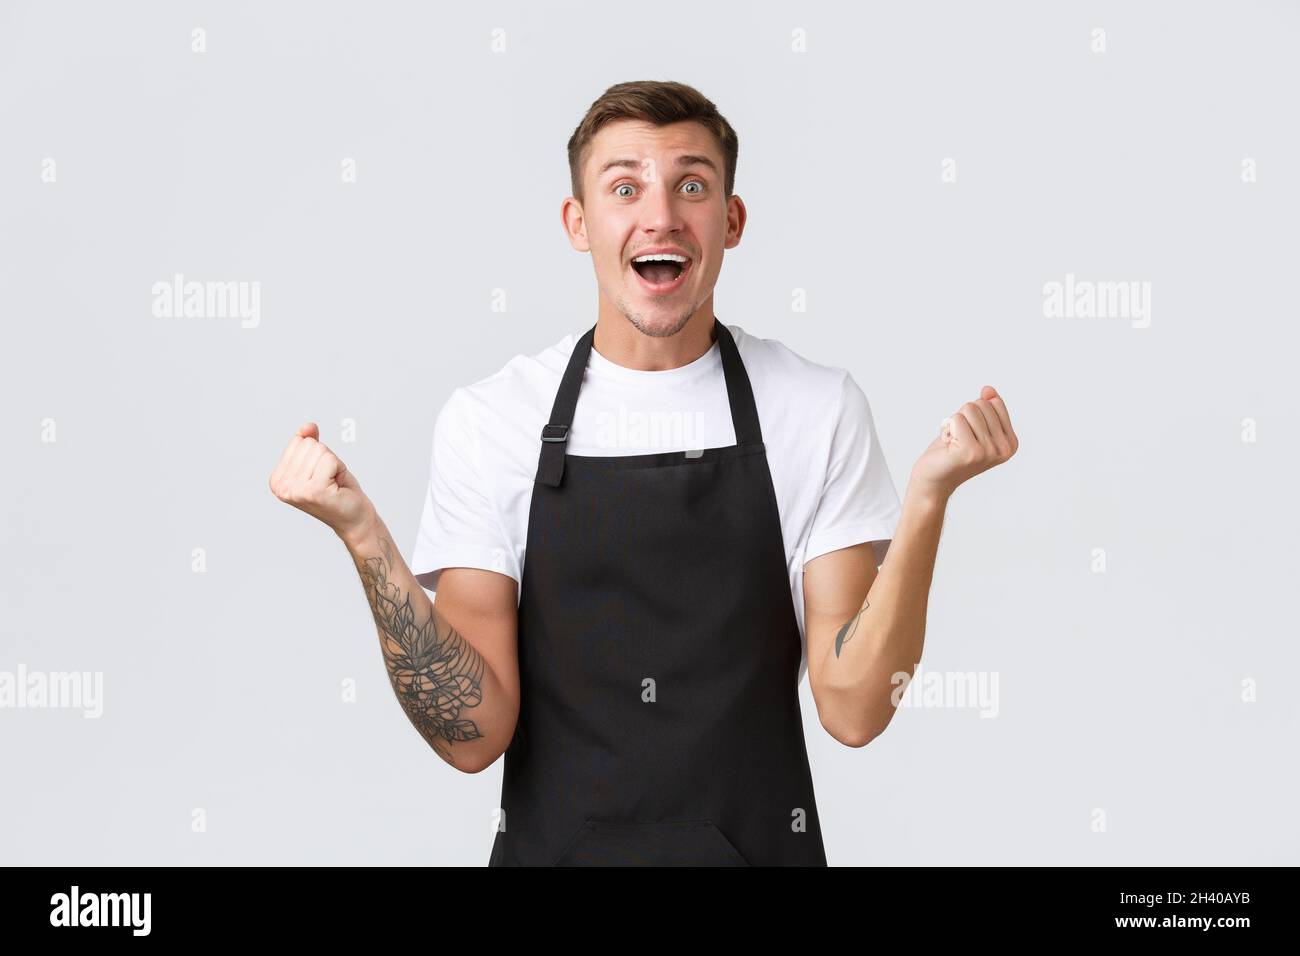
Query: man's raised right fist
[[268, 422, 374, 542]]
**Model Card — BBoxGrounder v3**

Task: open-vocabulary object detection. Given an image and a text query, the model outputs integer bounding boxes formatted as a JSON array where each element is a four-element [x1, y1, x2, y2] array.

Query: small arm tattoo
[[358, 536, 486, 765], [834, 602, 869, 658]]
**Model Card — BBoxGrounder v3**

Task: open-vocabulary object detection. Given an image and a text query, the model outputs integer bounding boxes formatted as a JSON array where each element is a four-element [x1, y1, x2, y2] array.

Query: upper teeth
[[633, 253, 688, 263]]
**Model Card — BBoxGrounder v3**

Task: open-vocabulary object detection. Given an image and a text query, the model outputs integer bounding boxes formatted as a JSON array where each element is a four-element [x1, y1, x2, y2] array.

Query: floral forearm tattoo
[[357, 536, 486, 765]]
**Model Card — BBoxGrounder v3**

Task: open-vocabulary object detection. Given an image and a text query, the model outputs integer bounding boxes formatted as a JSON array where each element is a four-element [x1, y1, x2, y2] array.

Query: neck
[[592, 303, 719, 372]]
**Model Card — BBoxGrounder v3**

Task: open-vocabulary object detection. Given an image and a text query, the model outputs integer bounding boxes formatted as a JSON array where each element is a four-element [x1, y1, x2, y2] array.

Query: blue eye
[[615, 183, 635, 197], [682, 181, 704, 194]]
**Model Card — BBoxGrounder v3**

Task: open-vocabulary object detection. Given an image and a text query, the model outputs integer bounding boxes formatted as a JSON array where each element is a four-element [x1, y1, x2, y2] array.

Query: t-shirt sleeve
[[803, 371, 902, 569], [409, 387, 518, 593]]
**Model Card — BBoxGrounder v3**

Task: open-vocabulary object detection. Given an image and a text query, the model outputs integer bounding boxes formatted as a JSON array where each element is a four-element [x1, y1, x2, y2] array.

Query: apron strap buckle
[[536, 424, 569, 488]]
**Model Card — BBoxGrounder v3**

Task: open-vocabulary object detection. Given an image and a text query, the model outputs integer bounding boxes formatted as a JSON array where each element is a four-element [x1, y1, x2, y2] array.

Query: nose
[[639, 177, 686, 235]]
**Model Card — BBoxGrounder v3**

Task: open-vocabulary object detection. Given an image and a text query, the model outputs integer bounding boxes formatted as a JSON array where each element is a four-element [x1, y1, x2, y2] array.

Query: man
[[268, 80, 1018, 866]]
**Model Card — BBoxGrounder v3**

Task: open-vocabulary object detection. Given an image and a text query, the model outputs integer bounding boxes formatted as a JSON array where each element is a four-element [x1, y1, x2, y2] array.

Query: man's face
[[564, 119, 745, 338]]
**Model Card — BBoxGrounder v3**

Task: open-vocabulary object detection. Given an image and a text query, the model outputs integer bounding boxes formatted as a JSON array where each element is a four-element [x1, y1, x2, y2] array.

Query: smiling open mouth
[[630, 254, 692, 294]]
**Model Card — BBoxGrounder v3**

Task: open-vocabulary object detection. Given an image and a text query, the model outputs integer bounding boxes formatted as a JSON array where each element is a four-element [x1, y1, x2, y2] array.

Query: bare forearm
[[813, 384, 1019, 745], [814, 478, 947, 743], [340, 513, 510, 773]]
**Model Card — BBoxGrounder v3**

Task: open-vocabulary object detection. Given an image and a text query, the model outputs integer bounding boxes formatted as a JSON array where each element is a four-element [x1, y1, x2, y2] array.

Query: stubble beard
[[612, 289, 704, 339]]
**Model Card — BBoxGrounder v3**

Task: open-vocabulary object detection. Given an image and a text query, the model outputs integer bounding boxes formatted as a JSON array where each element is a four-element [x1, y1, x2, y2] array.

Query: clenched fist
[[910, 385, 1019, 499], [268, 422, 375, 542]]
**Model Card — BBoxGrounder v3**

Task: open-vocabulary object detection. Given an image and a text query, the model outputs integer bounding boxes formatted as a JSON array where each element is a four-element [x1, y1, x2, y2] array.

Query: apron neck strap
[[535, 318, 762, 488]]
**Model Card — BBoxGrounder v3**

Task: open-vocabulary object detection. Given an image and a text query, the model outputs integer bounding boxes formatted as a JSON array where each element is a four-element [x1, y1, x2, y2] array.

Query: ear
[[561, 196, 590, 252]]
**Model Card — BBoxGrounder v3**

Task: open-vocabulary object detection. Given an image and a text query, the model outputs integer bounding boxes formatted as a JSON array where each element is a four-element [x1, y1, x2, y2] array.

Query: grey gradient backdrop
[[2, 1, 1297, 865]]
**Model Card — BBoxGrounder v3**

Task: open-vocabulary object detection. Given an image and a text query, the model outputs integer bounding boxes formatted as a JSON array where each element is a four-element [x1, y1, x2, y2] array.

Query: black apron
[[489, 318, 828, 866]]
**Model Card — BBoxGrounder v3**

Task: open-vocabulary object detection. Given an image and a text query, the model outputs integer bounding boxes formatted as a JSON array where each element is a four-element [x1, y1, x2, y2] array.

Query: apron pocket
[[552, 818, 750, 866]]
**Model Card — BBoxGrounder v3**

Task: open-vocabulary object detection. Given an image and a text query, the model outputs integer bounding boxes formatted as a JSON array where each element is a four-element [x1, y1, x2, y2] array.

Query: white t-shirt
[[409, 322, 902, 685]]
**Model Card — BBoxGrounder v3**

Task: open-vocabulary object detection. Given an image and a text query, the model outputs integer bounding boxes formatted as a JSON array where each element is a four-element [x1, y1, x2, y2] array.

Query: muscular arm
[[804, 387, 1018, 746], [804, 481, 947, 747], [341, 515, 519, 773]]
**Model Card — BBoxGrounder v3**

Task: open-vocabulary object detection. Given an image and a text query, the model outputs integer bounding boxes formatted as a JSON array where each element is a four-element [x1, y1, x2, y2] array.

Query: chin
[[614, 297, 695, 338]]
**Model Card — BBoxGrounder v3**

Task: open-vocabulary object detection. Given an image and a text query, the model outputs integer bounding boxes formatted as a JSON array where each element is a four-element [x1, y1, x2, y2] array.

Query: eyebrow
[[597, 154, 719, 180]]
